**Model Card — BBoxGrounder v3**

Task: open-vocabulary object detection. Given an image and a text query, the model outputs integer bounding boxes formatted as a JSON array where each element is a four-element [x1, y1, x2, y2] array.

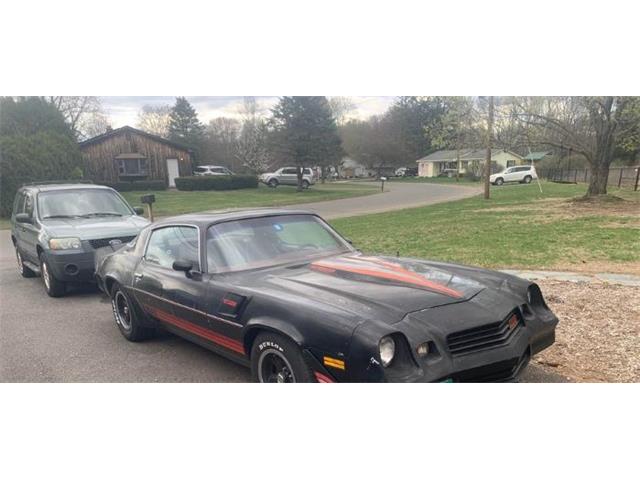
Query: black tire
[[495, 177, 504, 186], [268, 179, 279, 188], [250, 332, 313, 383], [39, 253, 66, 297], [15, 247, 35, 278], [523, 175, 532, 184], [302, 180, 310, 189], [110, 282, 155, 342]]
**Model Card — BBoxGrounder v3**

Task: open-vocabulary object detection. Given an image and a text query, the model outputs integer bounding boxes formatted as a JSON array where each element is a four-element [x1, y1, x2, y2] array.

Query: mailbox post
[[380, 176, 387, 192], [140, 194, 156, 222]]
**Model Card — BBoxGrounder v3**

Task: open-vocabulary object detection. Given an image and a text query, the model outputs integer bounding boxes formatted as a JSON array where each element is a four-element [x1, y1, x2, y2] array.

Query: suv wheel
[[302, 180, 310, 189], [110, 282, 155, 342], [250, 332, 313, 383], [268, 179, 279, 188], [523, 175, 532, 184], [16, 248, 35, 278], [39, 253, 66, 297], [495, 177, 504, 186]]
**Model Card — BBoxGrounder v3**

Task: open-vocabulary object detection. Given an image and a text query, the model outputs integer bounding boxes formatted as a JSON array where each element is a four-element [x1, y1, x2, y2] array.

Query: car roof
[[21, 183, 114, 193], [154, 208, 318, 228], [197, 165, 225, 168]]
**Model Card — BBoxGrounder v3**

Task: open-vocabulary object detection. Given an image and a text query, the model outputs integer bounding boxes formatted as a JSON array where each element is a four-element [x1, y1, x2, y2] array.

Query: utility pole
[[484, 96, 494, 199]]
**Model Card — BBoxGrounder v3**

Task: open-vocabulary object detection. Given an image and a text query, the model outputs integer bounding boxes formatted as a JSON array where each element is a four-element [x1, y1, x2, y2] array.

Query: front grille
[[447, 311, 522, 356], [446, 353, 530, 383], [88, 235, 136, 249]]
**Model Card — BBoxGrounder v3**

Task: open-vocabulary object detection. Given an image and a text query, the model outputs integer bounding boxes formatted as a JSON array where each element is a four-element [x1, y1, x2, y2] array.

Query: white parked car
[[490, 165, 538, 186], [259, 167, 315, 188], [194, 165, 234, 176]]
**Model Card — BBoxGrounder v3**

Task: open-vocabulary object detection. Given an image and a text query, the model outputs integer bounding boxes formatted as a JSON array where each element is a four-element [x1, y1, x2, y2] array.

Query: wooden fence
[[537, 165, 640, 191]]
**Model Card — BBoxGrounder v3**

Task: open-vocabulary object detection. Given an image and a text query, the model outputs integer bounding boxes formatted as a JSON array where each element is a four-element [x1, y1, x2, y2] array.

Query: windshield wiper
[[42, 214, 82, 219], [81, 212, 123, 217]]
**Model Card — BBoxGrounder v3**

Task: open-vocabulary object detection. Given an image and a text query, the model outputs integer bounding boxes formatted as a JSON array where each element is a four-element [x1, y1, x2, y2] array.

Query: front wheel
[[110, 283, 155, 342], [494, 177, 504, 186], [251, 332, 313, 383], [39, 253, 66, 297], [523, 175, 532, 184], [268, 179, 279, 188], [302, 180, 310, 189], [16, 248, 35, 278]]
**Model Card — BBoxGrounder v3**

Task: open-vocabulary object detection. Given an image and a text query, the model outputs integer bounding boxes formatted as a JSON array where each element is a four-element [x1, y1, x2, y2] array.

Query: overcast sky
[[100, 96, 396, 127]]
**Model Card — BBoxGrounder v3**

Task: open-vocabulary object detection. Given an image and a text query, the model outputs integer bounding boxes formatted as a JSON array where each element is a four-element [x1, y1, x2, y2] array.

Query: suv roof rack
[[22, 180, 94, 187]]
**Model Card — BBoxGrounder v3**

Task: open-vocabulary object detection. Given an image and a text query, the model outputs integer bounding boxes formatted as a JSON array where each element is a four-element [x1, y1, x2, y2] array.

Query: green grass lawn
[[331, 182, 640, 273], [121, 182, 378, 218]]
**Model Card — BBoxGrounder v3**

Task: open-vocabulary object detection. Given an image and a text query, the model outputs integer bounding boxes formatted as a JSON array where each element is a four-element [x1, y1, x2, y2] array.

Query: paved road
[[277, 181, 480, 219], [0, 181, 566, 382]]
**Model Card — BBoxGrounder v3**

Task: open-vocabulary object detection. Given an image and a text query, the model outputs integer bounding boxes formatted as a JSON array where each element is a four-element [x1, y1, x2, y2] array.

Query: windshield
[[38, 189, 133, 219], [195, 167, 209, 173], [206, 214, 352, 272]]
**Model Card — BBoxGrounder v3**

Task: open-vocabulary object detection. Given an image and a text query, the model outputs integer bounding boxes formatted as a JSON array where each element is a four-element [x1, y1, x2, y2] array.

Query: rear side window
[[13, 192, 26, 216]]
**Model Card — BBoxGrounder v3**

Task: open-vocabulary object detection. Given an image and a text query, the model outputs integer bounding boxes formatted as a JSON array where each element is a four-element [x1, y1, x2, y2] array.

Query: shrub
[[103, 180, 167, 192], [175, 175, 258, 191]]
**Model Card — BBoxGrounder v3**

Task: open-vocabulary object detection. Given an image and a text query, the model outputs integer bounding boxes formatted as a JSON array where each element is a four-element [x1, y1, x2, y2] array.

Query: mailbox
[[140, 194, 156, 205]]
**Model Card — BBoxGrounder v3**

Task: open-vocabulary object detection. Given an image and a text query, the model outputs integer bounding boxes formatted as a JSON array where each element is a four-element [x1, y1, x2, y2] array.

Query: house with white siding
[[416, 149, 524, 177]]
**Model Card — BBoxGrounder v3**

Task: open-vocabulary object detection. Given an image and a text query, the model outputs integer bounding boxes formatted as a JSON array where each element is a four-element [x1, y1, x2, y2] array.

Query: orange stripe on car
[[311, 258, 463, 298]]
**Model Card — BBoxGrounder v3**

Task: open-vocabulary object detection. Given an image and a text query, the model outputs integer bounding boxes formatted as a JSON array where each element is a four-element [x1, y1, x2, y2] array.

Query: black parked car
[[95, 209, 558, 383], [11, 183, 149, 297]]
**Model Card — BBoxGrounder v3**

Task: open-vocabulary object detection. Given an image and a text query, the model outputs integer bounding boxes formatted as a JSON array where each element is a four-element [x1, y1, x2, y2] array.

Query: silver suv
[[10, 183, 149, 297], [259, 167, 315, 188]]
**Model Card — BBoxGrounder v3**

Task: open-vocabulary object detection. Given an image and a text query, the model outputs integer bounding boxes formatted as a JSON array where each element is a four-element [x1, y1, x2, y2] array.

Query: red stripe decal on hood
[[310, 257, 463, 298]]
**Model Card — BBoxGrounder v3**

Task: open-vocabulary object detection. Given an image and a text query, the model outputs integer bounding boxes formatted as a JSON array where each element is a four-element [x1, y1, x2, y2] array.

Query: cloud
[[100, 96, 396, 128]]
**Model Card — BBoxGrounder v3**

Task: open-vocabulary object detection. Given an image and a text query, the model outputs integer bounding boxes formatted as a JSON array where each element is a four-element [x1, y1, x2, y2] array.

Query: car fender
[[242, 316, 305, 354]]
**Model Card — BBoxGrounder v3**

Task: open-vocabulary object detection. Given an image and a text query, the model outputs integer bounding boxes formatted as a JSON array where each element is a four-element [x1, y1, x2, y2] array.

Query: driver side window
[[145, 226, 200, 270]]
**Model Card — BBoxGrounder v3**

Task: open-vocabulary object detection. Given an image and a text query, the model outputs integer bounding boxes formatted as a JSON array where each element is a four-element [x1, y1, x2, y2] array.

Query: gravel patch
[[532, 280, 640, 382]]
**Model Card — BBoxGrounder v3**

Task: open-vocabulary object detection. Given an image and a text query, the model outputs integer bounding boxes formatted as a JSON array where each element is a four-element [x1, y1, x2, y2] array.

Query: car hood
[[234, 254, 521, 325], [41, 215, 149, 239]]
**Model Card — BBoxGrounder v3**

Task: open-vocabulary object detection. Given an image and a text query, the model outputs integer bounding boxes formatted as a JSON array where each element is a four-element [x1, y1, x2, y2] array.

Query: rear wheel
[[302, 180, 310, 189], [495, 177, 504, 186], [268, 179, 279, 188], [523, 175, 532, 184], [110, 282, 155, 342], [16, 247, 35, 278], [39, 253, 66, 297], [250, 332, 313, 383]]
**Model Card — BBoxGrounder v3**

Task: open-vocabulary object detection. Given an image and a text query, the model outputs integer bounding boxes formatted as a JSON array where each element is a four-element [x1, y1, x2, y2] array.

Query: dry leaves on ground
[[532, 280, 640, 382]]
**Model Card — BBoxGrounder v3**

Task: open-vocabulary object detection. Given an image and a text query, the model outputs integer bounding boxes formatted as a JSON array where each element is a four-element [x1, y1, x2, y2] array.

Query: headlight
[[49, 237, 82, 250], [379, 336, 396, 367]]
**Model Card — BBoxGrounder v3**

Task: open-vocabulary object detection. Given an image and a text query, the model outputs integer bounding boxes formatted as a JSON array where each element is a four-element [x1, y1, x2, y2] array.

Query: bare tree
[[205, 117, 241, 169], [47, 96, 107, 139], [235, 97, 275, 174], [515, 96, 640, 196], [329, 97, 356, 126], [136, 104, 171, 138]]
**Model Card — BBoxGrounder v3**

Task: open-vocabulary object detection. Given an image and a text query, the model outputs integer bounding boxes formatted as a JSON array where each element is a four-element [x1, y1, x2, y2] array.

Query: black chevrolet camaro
[[95, 209, 558, 383]]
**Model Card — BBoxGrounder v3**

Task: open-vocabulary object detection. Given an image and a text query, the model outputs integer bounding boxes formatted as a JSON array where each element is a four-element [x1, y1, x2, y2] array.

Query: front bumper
[[43, 249, 96, 283]]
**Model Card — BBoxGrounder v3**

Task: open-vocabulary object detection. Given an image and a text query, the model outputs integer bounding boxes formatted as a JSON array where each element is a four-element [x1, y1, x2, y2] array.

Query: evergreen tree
[[271, 96, 344, 190], [0, 97, 82, 216], [168, 97, 205, 161]]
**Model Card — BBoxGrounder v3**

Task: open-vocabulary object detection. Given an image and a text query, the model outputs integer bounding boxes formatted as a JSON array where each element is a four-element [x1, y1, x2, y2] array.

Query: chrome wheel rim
[[42, 261, 51, 290], [16, 250, 23, 274], [258, 350, 296, 383], [113, 291, 132, 330]]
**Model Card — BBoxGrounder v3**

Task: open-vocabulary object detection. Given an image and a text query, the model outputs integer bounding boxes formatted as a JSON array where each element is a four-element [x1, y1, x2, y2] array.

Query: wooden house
[[79, 126, 193, 187]]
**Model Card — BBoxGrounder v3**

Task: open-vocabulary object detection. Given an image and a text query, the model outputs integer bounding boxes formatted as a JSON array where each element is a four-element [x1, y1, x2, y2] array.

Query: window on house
[[116, 157, 148, 176], [506, 160, 516, 168]]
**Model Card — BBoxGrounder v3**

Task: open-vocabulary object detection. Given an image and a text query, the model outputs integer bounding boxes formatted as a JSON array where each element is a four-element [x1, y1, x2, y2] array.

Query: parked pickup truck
[[10, 183, 149, 297]]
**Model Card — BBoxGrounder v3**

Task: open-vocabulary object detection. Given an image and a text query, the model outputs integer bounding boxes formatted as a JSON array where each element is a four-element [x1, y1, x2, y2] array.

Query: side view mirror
[[15, 213, 32, 224], [133, 206, 144, 215], [173, 259, 193, 273]]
